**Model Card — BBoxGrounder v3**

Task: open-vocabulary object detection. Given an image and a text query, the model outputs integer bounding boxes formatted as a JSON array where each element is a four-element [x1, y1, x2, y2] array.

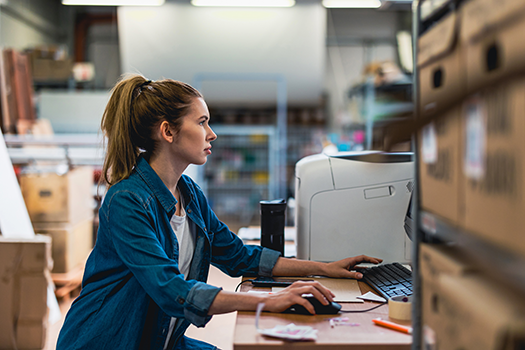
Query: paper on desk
[[255, 303, 317, 341], [357, 291, 386, 303], [272, 277, 364, 303]]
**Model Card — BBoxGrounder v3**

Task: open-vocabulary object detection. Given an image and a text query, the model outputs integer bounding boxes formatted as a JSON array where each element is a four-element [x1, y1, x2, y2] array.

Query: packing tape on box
[[388, 296, 412, 321]]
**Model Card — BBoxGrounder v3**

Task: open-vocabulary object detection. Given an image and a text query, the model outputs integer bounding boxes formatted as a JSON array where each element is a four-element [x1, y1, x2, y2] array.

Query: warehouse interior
[[1, 0, 525, 349]]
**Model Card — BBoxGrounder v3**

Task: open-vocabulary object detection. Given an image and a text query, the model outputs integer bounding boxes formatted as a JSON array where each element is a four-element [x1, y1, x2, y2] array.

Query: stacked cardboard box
[[417, 0, 525, 256], [418, 0, 525, 348], [436, 275, 525, 350], [19, 166, 94, 273], [419, 243, 474, 349], [0, 235, 52, 350], [460, 0, 525, 257]]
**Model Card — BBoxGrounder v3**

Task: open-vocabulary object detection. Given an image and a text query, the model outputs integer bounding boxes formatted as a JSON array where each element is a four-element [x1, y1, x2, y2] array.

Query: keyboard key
[[362, 263, 413, 300]]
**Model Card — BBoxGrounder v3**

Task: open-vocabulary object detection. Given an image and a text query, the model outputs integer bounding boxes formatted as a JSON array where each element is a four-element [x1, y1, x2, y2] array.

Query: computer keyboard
[[360, 263, 413, 300]]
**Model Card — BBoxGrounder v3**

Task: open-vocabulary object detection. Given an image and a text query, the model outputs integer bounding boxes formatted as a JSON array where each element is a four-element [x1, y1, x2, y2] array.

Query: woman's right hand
[[262, 280, 335, 314]]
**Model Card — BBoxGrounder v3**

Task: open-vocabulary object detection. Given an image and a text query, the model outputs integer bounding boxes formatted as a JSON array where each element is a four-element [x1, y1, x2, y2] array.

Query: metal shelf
[[420, 210, 525, 294], [4, 134, 104, 166]]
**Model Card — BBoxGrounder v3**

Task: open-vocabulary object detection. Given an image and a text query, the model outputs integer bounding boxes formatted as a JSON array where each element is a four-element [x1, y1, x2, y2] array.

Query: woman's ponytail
[[101, 75, 146, 187]]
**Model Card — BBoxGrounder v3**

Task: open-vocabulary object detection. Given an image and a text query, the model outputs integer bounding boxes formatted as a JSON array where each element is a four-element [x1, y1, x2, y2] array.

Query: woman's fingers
[[286, 281, 334, 304], [353, 255, 383, 265], [294, 295, 316, 314]]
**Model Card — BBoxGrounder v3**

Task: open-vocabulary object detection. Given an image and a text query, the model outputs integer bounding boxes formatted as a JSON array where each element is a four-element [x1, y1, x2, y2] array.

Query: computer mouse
[[284, 296, 342, 315]]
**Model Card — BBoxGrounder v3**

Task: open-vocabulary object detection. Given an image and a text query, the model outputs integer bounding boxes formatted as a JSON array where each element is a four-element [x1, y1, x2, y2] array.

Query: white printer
[[294, 151, 414, 263]]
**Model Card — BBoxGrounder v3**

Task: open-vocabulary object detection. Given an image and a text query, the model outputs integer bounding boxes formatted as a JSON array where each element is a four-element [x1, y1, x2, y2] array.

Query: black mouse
[[285, 296, 342, 315]]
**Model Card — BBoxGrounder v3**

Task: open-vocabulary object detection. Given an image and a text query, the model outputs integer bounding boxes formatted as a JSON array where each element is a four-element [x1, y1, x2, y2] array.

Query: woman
[[56, 74, 382, 350]]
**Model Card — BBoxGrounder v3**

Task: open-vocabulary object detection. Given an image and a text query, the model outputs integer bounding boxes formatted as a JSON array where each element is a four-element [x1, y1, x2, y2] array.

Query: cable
[[340, 302, 387, 313], [235, 279, 254, 292]]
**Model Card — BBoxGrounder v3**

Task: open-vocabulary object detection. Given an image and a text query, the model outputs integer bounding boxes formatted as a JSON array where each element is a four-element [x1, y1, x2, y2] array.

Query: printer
[[294, 151, 414, 263]]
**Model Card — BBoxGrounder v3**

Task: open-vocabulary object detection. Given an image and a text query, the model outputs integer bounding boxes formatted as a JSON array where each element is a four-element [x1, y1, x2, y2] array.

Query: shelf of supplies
[[419, 210, 525, 294], [4, 134, 104, 166]]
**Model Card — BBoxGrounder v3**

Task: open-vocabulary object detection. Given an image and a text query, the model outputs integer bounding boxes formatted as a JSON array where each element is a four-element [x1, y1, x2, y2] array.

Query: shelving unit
[[3, 133, 104, 166], [199, 125, 278, 232], [412, 0, 525, 349], [419, 211, 525, 293], [348, 78, 413, 150]]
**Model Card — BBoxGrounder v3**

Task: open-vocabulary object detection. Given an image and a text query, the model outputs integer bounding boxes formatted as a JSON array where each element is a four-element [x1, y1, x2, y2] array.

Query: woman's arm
[[272, 255, 383, 279], [208, 254, 383, 316], [208, 280, 335, 315]]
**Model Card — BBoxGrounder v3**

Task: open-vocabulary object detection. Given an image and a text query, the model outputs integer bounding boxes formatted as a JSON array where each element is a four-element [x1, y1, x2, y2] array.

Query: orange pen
[[372, 318, 412, 334]]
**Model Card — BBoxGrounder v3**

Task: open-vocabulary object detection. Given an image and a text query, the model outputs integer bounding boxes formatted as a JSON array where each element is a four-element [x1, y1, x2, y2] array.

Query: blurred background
[[0, 0, 415, 232]]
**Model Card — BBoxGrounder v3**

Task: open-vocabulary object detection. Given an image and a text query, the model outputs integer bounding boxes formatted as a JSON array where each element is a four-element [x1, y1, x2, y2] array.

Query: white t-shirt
[[164, 194, 196, 350]]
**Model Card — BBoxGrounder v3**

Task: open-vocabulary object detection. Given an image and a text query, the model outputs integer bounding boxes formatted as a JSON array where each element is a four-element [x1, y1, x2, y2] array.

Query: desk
[[233, 278, 411, 350]]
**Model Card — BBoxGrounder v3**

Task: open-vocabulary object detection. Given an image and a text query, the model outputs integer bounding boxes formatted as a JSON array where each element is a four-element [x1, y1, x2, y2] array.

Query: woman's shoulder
[[104, 173, 152, 204]]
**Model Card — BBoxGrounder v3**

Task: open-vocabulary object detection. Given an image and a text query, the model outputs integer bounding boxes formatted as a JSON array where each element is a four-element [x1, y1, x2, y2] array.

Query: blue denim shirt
[[56, 156, 281, 350]]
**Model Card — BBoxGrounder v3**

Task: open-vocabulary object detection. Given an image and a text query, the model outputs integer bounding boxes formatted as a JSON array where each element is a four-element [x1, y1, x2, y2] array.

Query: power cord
[[235, 279, 254, 292], [340, 302, 387, 313]]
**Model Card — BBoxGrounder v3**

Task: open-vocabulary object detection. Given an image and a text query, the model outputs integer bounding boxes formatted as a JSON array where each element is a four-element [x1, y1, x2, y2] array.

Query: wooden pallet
[[51, 265, 84, 302]]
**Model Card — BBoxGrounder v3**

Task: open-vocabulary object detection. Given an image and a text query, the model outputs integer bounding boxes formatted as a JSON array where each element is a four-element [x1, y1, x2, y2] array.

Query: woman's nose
[[207, 126, 217, 141]]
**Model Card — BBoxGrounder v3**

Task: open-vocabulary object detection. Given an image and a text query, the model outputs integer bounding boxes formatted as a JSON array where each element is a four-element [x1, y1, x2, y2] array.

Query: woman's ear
[[159, 121, 174, 143]]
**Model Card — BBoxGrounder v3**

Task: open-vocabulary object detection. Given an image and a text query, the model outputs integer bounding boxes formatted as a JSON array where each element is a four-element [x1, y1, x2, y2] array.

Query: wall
[[0, 0, 64, 49], [118, 1, 326, 107]]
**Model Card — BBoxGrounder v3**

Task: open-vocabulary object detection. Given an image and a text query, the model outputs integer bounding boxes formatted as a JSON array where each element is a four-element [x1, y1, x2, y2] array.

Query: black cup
[[260, 199, 286, 256]]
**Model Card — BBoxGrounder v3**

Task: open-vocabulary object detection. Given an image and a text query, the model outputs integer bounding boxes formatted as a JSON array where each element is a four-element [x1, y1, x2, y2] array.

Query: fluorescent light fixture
[[322, 0, 381, 8], [191, 0, 295, 7], [62, 0, 165, 6]]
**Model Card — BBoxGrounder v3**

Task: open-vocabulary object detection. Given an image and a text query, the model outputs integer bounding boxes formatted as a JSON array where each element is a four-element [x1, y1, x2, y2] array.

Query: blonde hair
[[101, 74, 202, 187]]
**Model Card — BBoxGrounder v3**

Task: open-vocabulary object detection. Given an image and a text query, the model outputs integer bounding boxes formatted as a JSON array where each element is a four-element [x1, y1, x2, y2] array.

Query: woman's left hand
[[323, 255, 382, 279]]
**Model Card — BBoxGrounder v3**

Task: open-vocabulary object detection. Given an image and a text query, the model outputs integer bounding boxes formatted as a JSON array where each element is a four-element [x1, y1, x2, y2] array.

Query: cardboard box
[[20, 166, 94, 224], [436, 274, 525, 350], [419, 243, 475, 349], [27, 45, 72, 82], [418, 11, 465, 118], [0, 235, 52, 350], [418, 106, 464, 225], [461, 0, 525, 93], [33, 216, 94, 273], [31, 57, 73, 82], [462, 79, 525, 257]]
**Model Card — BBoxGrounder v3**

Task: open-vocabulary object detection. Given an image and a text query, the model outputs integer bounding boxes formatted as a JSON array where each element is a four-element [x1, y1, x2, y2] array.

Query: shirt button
[[204, 228, 207, 232], [188, 209, 192, 213], [178, 297, 185, 305]]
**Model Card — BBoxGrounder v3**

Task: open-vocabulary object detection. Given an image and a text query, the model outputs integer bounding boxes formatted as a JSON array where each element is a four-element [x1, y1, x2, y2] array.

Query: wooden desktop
[[233, 278, 412, 350]]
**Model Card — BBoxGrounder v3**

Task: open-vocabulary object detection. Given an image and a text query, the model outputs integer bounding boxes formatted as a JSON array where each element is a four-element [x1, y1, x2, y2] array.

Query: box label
[[464, 97, 487, 180], [422, 122, 438, 164]]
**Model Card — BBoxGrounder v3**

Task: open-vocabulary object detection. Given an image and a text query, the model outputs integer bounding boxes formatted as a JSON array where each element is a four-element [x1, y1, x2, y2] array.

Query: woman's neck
[[148, 152, 187, 197]]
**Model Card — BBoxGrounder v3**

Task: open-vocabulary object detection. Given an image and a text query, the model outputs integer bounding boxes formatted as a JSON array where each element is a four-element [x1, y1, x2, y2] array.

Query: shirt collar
[[135, 155, 177, 216]]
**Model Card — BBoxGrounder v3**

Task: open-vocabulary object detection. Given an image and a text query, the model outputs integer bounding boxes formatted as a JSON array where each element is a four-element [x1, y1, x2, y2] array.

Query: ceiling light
[[322, 0, 381, 8], [62, 0, 165, 6], [191, 0, 295, 7]]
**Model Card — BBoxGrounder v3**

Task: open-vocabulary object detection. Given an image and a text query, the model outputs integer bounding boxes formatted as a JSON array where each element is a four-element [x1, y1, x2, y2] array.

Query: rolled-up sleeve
[[183, 283, 223, 327], [259, 248, 281, 277]]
